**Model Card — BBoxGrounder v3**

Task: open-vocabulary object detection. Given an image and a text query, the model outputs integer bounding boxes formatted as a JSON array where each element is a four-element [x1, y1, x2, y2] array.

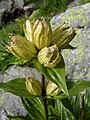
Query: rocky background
[[0, 0, 90, 119]]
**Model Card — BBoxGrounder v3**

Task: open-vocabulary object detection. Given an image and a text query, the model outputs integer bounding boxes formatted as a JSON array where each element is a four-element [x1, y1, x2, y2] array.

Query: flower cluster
[[6, 17, 76, 68], [6, 17, 76, 96]]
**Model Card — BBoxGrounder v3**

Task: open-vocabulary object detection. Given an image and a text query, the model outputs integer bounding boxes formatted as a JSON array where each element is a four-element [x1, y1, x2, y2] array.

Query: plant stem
[[81, 92, 85, 120], [42, 74, 48, 120]]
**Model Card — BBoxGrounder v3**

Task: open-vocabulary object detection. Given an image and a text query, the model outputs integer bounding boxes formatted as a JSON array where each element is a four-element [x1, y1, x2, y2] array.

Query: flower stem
[[81, 92, 85, 120], [42, 74, 48, 120]]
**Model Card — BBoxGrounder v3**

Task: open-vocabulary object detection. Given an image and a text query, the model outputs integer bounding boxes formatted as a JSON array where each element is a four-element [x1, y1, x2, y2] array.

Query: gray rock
[[4, 65, 42, 83], [0, 9, 5, 27], [14, 0, 24, 9], [0, 0, 24, 12], [0, 0, 12, 27], [23, 3, 36, 16], [3, 93, 27, 117], [0, 0, 24, 27], [0, 109, 7, 120], [0, 72, 3, 83], [62, 28, 90, 80], [51, 3, 90, 28], [51, 3, 90, 80], [0, 0, 12, 12]]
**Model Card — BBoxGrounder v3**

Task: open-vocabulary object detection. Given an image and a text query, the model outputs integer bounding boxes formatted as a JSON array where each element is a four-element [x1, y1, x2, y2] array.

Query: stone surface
[[51, 3, 90, 28], [0, 0, 24, 12], [14, 0, 24, 9], [0, 109, 7, 120], [4, 65, 42, 83], [63, 28, 90, 80], [51, 3, 90, 80], [0, 0, 24, 27], [23, 3, 36, 16], [0, 72, 3, 83]]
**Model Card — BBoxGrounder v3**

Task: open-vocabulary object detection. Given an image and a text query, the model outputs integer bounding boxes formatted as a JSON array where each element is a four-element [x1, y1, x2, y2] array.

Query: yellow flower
[[6, 34, 37, 60], [38, 44, 62, 68], [46, 80, 61, 96], [51, 23, 76, 49], [24, 17, 52, 50], [26, 77, 42, 96]]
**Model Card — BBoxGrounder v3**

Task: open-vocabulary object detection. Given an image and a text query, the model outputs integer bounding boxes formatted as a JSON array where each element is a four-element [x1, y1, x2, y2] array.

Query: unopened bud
[[6, 34, 37, 60], [46, 80, 61, 96], [26, 77, 42, 96], [51, 23, 76, 49], [38, 44, 62, 68], [32, 17, 52, 49]]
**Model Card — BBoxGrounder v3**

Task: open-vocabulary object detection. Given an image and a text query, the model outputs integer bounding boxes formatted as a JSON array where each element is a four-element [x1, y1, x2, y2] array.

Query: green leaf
[[61, 98, 74, 115], [51, 57, 69, 95], [31, 97, 45, 117], [9, 56, 27, 65], [0, 78, 34, 98], [70, 95, 81, 119], [32, 58, 68, 95], [7, 115, 31, 120], [21, 98, 46, 120], [50, 106, 61, 117], [63, 44, 77, 50], [55, 80, 90, 99], [0, 41, 13, 70], [21, 98, 36, 119], [32, 58, 53, 82], [55, 100, 76, 120]]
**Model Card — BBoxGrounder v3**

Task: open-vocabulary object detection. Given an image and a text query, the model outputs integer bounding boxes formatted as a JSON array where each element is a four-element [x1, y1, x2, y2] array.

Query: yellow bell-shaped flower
[[52, 23, 76, 49], [24, 17, 52, 50], [6, 34, 37, 60]]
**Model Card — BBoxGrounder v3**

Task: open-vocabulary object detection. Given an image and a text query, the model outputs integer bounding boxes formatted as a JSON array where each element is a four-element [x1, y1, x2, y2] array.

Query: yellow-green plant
[[0, 17, 90, 120]]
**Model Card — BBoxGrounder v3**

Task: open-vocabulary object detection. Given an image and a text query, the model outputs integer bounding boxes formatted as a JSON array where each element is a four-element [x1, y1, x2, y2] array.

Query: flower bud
[[51, 23, 76, 49], [24, 17, 52, 50], [6, 34, 37, 60], [32, 17, 52, 50], [26, 77, 42, 96], [23, 20, 33, 42], [38, 44, 62, 68], [46, 80, 61, 96]]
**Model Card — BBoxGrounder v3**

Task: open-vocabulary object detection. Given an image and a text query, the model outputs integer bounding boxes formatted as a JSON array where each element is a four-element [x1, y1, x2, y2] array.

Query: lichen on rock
[[51, 3, 90, 80]]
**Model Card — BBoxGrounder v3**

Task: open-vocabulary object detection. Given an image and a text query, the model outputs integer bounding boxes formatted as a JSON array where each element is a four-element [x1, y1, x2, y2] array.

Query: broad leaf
[[55, 80, 90, 99], [32, 58, 55, 82], [0, 78, 34, 98], [51, 57, 68, 95]]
